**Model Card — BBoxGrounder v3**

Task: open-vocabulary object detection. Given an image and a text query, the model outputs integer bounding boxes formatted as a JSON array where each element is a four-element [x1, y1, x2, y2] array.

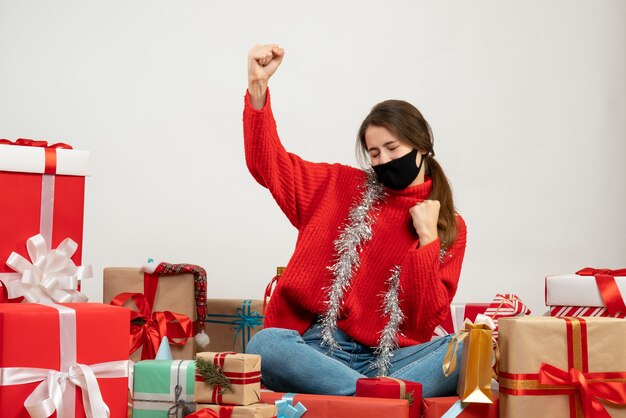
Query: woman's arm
[[243, 45, 358, 230], [398, 214, 468, 332]]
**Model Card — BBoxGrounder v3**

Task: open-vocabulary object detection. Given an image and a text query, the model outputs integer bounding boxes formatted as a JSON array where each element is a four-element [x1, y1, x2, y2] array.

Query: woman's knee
[[246, 327, 301, 357]]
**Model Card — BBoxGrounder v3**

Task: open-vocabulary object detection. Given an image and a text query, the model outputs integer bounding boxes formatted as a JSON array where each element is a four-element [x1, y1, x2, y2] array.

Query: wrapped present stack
[[194, 351, 277, 418], [0, 139, 134, 417]]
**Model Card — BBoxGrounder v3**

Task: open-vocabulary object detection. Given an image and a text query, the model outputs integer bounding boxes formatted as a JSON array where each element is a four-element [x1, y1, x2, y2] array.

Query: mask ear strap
[[416, 151, 426, 173]]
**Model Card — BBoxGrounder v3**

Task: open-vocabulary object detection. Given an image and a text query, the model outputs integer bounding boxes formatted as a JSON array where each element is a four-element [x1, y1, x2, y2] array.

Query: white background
[[1, 1, 625, 316]]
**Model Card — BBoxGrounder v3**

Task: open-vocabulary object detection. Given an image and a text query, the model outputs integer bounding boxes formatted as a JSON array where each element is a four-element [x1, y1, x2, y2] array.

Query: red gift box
[[422, 393, 499, 418], [260, 391, 409, 418], [0, 303, 130, 417], [355, 377, 422, 418], [434, 303, 490, 337], [0, 139, 89, 279]]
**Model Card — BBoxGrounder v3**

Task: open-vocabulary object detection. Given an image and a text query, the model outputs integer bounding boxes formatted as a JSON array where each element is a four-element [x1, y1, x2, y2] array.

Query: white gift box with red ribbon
[[545, 269, 626, 310]]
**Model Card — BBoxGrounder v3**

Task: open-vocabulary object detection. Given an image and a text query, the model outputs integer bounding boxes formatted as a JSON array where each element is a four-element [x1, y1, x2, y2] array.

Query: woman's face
[[365, 125, 414, 166]]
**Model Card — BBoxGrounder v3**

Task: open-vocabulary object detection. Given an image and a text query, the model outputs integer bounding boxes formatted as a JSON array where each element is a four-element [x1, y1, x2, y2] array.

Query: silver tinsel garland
[[321, 170, 406, 376], [322, 170, 385, 351], [372, 266, 405, 376]]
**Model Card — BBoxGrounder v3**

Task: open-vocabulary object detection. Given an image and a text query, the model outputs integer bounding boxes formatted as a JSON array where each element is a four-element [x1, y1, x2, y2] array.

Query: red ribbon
[[263, 273, 280, 314], [538, 363, 626, 418], [194, 352, 262, 405], [186, 409, 220, 418], [0, 138, 72, 174], [576, 268, 626, 315], [109, 292, 192, 360]]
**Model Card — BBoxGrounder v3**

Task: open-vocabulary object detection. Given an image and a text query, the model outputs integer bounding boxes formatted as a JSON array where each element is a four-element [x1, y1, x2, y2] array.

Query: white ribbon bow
[[4, 234, 92, 303], [1, 361, 130, 418]]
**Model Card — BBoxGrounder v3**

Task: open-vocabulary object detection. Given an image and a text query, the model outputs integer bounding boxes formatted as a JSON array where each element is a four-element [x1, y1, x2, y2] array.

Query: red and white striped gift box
[[483, 294, 531, 339], [550, 305, 626, 318]]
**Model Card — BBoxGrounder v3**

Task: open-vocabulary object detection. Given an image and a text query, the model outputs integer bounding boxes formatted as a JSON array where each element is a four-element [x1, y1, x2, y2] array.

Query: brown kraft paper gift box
[[498, 316, 626, 417], [103, 267, 196, 361], [204, 299, 264, 353], [195, 352, 262, 406]]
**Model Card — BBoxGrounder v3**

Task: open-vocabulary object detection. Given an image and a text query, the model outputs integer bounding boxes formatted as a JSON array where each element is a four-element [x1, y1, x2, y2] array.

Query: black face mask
[[372, 149, 425, 190]]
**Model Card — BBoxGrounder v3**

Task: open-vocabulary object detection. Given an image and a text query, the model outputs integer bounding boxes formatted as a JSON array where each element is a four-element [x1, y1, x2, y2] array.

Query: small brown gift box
[[195, 403, 276, 418], [498, 316, 626, 418], [195, 352, 261, 406], [204, 299, 264, 353], [103, 267, 196, 361]]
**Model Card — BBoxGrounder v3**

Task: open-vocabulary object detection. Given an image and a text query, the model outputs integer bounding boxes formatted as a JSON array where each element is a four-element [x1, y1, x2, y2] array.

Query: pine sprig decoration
[[196, 357, 233, 393], [403, 390, 414, 406]]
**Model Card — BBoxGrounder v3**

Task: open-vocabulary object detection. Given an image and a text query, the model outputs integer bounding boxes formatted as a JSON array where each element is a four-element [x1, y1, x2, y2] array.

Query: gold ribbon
[[385, 377, 406, 398]]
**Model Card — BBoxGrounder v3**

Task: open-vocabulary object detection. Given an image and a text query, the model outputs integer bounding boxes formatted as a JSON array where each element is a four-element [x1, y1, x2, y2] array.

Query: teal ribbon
[[204, 300, 264, 352], [275, 393, 307, 418], [441, 400, 466, 418]]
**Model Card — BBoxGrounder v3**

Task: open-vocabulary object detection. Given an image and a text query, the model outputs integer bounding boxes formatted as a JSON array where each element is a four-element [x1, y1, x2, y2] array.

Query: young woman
[[244, 44, 467, 398]]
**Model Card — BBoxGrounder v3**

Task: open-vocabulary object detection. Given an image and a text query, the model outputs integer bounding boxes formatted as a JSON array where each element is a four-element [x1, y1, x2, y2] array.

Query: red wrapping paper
[[0, 303, 130, 417], [422, 393, 499, 418], [260, 391, 409, 418], [0, 168, 85, 274], [355, 377, 422, 418], [435, 303, 490, 335]]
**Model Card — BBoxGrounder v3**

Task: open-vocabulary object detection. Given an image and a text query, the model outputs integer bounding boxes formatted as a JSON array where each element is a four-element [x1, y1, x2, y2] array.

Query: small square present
[[355, 377, 422, 418], [194, 403, 276, 418], [0, 303, 130, 418], [204, 299, 264, 353], [104, 261, 208, 361], [132, 359, 196, 418], [194, 352, 261, 406], [546, 268, 626, 318], [0, 138, 89, 295], [498, 316, 626, 417]]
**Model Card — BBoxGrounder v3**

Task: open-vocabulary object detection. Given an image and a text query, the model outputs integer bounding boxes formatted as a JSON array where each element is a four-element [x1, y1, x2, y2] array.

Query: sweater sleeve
[[243, 89, 343, 230], [398, 214, 467, 334]]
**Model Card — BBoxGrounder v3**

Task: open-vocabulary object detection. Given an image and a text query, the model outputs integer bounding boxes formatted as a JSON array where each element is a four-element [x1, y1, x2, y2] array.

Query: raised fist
[[248, 44, 285, 85]]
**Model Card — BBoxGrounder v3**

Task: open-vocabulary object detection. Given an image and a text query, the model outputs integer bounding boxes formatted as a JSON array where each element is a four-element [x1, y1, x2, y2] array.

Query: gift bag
[[443, 316, 495, 404]]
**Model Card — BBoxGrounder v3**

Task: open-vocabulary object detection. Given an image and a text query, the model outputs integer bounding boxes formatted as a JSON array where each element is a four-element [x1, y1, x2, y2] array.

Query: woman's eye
[[388, 146, 398, 151]]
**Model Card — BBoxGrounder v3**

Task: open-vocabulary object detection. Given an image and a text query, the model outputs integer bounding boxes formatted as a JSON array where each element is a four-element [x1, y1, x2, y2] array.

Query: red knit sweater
[[243, 89, 467, 347]]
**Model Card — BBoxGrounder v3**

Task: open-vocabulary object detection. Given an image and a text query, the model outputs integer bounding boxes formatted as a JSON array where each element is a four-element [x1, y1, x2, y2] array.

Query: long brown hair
[[356, 99, 458, 249]]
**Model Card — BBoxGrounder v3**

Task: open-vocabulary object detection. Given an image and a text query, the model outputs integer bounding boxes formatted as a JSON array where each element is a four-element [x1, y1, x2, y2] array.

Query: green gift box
[[132, 359, 196, 418]]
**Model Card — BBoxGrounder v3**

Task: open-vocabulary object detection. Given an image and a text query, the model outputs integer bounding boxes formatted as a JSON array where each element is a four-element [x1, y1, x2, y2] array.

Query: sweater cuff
[[245, 87, 272, 114], [407, 237, 440, 271]]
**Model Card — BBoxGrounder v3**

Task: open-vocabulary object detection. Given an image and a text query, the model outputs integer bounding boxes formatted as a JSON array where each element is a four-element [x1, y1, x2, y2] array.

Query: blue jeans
[[246, 323, 460, 397]]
